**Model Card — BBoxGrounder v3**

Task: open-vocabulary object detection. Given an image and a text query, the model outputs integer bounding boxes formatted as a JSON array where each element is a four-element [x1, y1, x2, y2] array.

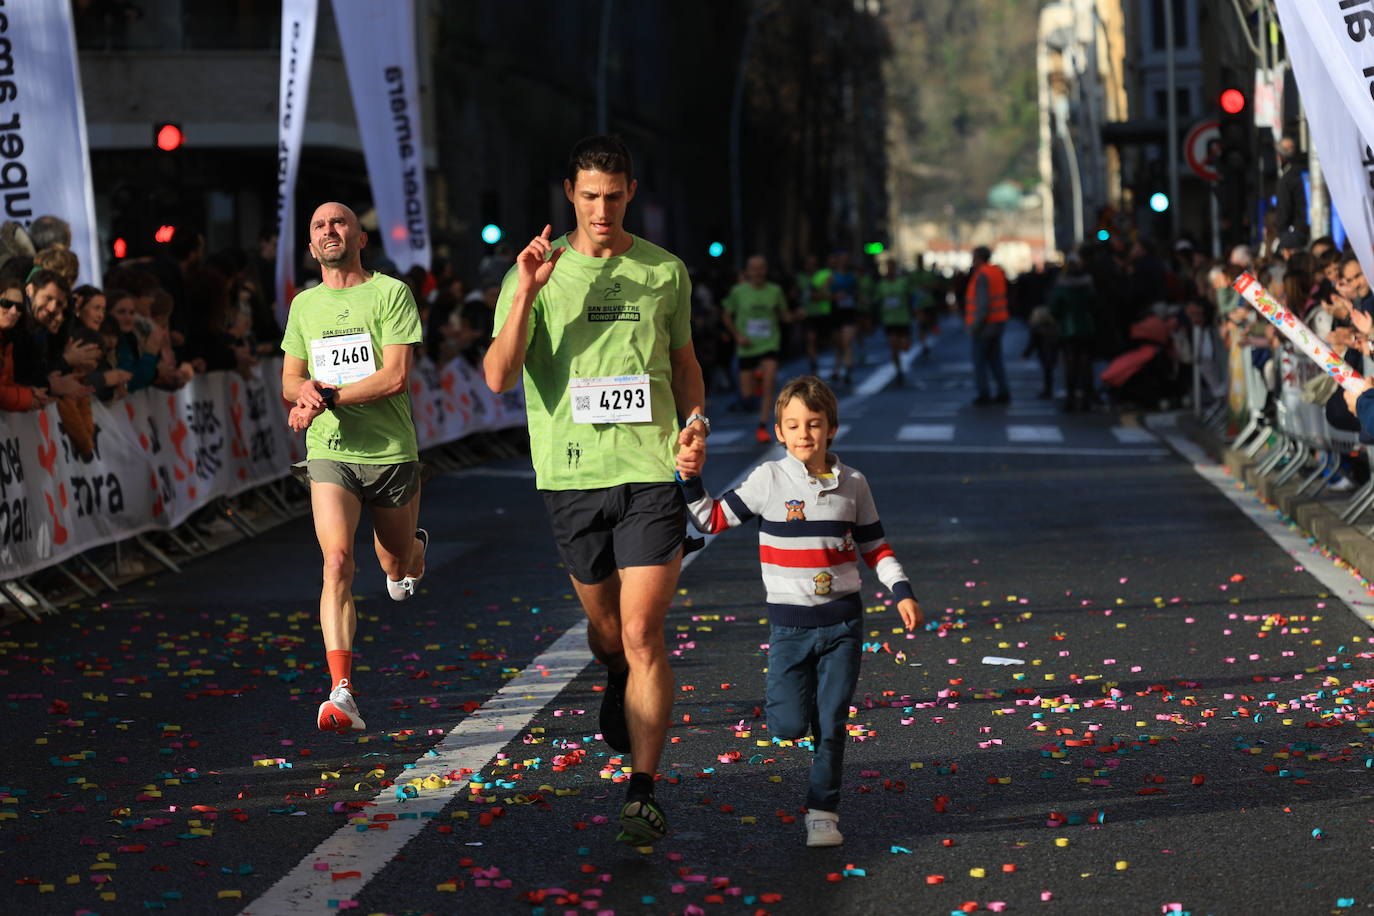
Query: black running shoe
[[599, 669, 631, 752], [616, 795, 668, 844]]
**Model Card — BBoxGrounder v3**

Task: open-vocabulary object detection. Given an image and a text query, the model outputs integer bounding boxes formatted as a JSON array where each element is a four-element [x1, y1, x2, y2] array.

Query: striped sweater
[[681, 452, 915, 627]]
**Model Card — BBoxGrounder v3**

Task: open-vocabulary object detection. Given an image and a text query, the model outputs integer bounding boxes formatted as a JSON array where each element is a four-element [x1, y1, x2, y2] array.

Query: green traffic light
[[864, 241, 885, 255]]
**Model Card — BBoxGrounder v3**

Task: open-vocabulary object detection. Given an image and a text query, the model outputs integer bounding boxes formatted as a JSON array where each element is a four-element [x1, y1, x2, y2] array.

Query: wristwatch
[[319, 387, 338, 411], [684, 413, 711, 436]]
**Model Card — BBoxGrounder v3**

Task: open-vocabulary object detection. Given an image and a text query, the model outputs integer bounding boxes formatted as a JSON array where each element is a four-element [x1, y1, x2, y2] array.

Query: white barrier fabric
[[331, 0, 432, 274], [0, 355, 524, 581], [273, 0, 320, 328], [1274, 0, 1374, 291], [2, 3, 101, 285]]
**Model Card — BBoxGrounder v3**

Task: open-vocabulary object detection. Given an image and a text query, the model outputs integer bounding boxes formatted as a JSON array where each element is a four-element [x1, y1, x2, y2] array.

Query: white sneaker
[[317, 682, 366, 732], [385, 528, 429, 601], [805, 809, 843, 847]]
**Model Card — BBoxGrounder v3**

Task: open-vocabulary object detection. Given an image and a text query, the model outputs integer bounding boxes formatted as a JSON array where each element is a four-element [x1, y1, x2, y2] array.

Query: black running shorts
[[540, 482, 687, 584]]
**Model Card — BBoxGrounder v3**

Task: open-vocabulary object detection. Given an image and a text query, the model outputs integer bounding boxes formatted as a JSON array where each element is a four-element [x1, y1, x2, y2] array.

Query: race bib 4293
[[568, 374, 652, 424]]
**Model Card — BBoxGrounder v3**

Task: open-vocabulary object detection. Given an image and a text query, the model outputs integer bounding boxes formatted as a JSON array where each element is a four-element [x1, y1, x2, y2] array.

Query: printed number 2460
[[600, 388, 644, 411], [333, 345, 370, 365]]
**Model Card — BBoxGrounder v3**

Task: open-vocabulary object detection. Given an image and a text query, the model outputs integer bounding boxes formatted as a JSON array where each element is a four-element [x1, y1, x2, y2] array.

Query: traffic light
[[864, 241, 885, 256], [1216, 78, 1252, 246], [153, 122, 183, 151], [479, 191, 501, 246], [1149, 192, 1170, 213], [111, 237, 127, 259], [708, 241, 725, 258], [154, 225, 176, 244]]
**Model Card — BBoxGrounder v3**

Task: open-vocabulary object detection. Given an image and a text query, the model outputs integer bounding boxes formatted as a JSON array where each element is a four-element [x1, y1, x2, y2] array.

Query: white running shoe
[[804, 809, 843, 847], [317, 682, 366, 732], [386, 528, 429, 601]]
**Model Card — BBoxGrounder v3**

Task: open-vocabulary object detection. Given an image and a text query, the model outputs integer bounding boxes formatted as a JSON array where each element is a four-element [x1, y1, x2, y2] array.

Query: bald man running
[[281, 202, 429, 733]]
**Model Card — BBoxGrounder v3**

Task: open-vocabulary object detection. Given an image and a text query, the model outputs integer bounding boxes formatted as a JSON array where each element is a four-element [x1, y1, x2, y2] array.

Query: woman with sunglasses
[[0, 276, 51, 411]]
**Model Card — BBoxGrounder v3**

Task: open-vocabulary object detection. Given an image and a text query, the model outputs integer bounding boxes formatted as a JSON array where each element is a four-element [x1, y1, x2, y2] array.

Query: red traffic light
[[1219, 89, 1246, 115], [154, 122, 183, 151], [112, 237, 127, 259], [154, 225, 176, 244]]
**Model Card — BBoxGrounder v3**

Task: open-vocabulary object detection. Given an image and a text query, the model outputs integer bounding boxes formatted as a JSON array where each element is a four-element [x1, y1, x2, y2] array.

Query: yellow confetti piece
[[321, 771, 341, 781], [436, 883, 457, 891], [1055, 838, 1069, 847], [65, 875, 79, 885], [38, 884, 54, 893], [970, 867, 986, 878], [1115, 860, 1128, 870], [740, 816, 757, 824], [99, 892, 117, 901], [217, 890, 242, 899]]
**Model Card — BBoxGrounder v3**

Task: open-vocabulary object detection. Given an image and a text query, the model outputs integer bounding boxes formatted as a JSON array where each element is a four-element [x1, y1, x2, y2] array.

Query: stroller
[[1100, 314, 1187, 408]]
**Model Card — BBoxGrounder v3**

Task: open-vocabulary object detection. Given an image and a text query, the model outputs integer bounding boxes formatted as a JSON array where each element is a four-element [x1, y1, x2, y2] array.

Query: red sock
[[326, 650, 353, 691]]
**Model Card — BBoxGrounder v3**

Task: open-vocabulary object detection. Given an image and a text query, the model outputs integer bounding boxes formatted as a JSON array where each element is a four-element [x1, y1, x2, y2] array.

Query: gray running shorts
[[295, 459, 421, 508]]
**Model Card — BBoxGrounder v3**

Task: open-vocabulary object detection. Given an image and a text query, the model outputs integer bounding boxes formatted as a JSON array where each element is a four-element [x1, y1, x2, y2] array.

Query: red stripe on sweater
[[758, 544, 857, 568], [708, 501, 729, 534], [862, 544, 895, 566]]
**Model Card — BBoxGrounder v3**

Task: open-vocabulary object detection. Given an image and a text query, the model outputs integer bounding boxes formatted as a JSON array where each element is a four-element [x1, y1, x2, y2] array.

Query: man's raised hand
[[515, 224, 565, 293]]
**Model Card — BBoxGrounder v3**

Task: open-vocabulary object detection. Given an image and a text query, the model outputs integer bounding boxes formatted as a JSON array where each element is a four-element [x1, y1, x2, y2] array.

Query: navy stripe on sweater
[[759, 519, 852, 538], [853, 520, 885, 543], [723, 489, 755, 523]]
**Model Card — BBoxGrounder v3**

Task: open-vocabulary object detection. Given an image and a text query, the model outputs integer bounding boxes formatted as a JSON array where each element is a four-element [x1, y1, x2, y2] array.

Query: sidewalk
[[1177, 411, 1374, 585]]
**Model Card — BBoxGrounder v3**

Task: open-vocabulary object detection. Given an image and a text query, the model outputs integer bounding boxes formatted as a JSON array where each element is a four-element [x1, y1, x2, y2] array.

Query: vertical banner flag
[[274, 0, 318, 329], [1274, 1, 1374, 286], [332, 0, 432, 274], [0, 4, 100, 285]]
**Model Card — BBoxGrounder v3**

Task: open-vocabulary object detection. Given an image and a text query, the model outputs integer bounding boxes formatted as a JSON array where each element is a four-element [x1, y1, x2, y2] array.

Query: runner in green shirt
[[874, 258, 913, 384], [804, 253, 834, 375], [484, 136, 707, 846], [280, 202, 429, 736], [721, 255, 791, 443], [909, 253, 941, 356]]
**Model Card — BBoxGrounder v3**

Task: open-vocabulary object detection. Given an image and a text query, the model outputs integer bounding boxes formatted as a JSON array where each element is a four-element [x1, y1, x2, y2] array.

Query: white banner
[[0, 357, 523, 581], [1275, 1, 1374, 289], [274, 0, 319, 330], [0, 4, 100, 284], [332, 0, 432, 275]]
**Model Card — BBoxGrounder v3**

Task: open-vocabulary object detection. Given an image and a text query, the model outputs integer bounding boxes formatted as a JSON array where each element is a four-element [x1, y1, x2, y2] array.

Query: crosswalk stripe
[[1111, 426, 1156, 444], [1007, 424, 1065, 443], [897, 423, 955, 442]]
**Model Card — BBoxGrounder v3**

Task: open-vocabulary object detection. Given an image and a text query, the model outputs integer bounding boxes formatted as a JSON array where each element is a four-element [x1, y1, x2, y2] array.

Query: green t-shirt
[[876, 276, 911, 327], [494, 233, 693, 491], [722, 281, 786, 357], [281, 272, 424, 464], [807, 268, 833, 316]]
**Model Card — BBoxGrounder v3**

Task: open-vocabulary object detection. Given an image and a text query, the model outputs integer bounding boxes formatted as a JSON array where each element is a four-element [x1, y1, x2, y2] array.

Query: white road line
[[1147, 413, 1374, 626], [707, 429, 745, 445], [833, 423, 851, 441], [897, 423, 955, 442], [240, 446, 780, 915], [1007, 424, 1065, 443], [836, 443, 1168, 457]]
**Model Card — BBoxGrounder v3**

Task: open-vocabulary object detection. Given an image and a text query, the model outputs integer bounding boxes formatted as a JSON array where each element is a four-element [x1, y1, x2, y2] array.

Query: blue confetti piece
[[890, 845, 912, 854]]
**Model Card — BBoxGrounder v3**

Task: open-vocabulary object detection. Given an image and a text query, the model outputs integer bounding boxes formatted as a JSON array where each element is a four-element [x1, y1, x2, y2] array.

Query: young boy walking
[[676, 376, 921, 846]]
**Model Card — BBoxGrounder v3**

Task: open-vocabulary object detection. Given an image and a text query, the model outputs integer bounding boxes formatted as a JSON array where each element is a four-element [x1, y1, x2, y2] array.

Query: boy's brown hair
[[774, 375, 839, 438]]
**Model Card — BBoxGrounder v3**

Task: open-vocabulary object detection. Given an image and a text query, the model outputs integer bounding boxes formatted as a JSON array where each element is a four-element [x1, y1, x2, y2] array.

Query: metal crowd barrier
[[1216, 340, 1374, 531]]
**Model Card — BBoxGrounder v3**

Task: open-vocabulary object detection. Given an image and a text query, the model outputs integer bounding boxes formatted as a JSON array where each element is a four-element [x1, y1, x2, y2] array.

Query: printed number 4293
[[599, 388, 644, 411]]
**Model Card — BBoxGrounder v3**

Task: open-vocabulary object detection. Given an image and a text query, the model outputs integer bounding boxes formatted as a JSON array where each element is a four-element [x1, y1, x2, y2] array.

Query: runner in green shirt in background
[[804, 253, 833, 376], [721, 254, 791, 443], [484, 136, 708, 846], [909, 253, 941, 356], [874, 258, 913, 385]]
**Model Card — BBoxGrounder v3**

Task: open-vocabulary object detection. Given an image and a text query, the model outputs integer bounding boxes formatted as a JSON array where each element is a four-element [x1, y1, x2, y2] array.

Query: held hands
[[1352, 305, 1373, 337], [515, 224, 565, 293], [897, 598, 923, 631], [675, 424, 707, 478]]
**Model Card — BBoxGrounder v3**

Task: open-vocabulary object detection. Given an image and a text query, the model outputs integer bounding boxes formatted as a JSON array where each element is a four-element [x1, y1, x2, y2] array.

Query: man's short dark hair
[[27, 268, 69, 296], [567, 135, 633, 185], [972, 246, 992, 263]]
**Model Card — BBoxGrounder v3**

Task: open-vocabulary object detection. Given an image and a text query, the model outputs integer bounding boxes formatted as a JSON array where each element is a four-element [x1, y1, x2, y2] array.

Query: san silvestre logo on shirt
[[587, 301, 640, 322]]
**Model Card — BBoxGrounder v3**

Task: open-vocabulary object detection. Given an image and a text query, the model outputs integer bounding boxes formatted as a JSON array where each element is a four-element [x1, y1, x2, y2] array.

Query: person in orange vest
[[965, 245, 1010, 405]]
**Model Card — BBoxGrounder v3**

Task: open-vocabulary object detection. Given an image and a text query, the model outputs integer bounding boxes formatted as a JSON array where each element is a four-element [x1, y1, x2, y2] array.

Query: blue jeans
[[766, 617, 862, 811], [971, 327, 1009, 398]]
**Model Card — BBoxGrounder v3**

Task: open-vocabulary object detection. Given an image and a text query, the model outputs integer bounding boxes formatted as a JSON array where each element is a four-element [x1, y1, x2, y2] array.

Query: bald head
[[308, 201, 367, 271]]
